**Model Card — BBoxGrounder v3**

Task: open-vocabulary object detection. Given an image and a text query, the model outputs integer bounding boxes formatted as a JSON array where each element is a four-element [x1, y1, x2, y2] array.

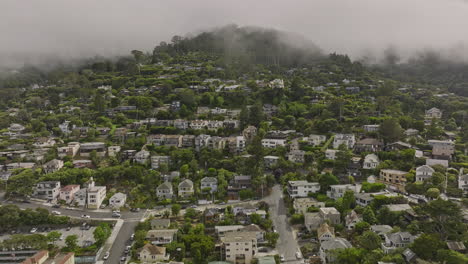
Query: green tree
[[357, 231, 382, 250], [46, 231, 61, 245], [426, 188, 440, 199], [363, 206, 377, 224], [379, 118, 403, 143], [65, 235, 79, 251], [171, 204, 181, 216], [410, 234, 445, 260]]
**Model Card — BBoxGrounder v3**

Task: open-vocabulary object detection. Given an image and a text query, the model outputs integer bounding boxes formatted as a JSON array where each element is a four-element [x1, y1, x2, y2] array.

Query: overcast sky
[[1, 0, 468, 67]]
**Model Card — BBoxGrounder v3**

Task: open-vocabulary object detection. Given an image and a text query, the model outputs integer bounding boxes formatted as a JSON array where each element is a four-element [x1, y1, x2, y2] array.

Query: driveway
[[264, 185, 302, 263]]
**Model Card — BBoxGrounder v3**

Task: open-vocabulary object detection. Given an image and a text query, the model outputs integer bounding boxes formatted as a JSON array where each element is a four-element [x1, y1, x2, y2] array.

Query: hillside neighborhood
[[0, 28, 468, 264]]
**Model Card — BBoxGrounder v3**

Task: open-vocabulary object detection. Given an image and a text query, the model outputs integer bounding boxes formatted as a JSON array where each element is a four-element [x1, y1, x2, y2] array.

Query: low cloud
[[1, 0, 468, 67]]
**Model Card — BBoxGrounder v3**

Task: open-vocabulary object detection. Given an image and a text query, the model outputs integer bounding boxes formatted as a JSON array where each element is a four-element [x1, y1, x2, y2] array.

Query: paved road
[[101, 220, 139, 264], [264, 185, 301, 264]]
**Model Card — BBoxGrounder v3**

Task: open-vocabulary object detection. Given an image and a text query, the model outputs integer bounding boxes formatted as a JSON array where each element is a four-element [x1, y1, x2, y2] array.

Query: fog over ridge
[[1, 0, 468, 67]]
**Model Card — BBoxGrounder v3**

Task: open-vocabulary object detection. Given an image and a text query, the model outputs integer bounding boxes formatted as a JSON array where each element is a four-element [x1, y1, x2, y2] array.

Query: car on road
[[296, 251, 302, 259], [103, 251, 110, 260], [130, 208, 140, 212], [30, 228, 37, 233], [120, 256, 126, 263], [258, 247, 269, 253], [81, 214, 90, 218], [22, 199, 31, 203], [130, 233, 135, 240], [66, 226, 71, 231], [59, 235, 64, 241], [52, 204, 61, 208], [189, 205, 197, 208], [52, 211, 61, 215], [280, 255, 285, 262], [112, 211, 121, 218], [273, 228, 278, 233], [125, 245, 131, 254]]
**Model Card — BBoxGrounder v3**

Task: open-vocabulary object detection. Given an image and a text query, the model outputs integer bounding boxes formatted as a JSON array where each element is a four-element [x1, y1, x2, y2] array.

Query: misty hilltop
[[152, 25, 324, 67]]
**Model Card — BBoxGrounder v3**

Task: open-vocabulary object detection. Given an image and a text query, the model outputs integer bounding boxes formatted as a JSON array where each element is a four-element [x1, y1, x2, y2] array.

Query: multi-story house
[[425, 107, 442, 119], [221, 231, 257, 264], [293, 198, 325, 214], [200, 177, 218, 193], [363, 154, 380, 169], [207, 136, 226, 150], [363, 124, 380, 133], [151, 156, 171, 169], [354, 138, 383, 153], [458, 168, 468, 195], [138, 244, 169, 262], [380, 169, 407, 191], [325, 149, 338, 160], [178, 179, 194, 198], [381, 232, 417, 254], [307, 134, 327, 146], [174, 119, 189, 130], [108, 146, 121, 157], [288, 150, 305, 163], [333, 134, 356, 149], [415, 165, 435, 182], [156, 182, 173, 199], [57, 142, 80, 158], [195, 134, 211, 151], [87, 185, 106, 209], [428, 140, 455, 160], [79, 142, 106, 157], [261, 139, 286, 148], [317, 223, 335, 243], [146, 229, 178, 245], [263, 155, 279, 168], [181, 135, 195, 148], [326, 184, 361, 200], [287, 181, 320, 198], [109, 192, 127, 209], [59, 185, 80, 204], [227, 136, 246, 154], [34, 181, 61, 201], [242, 126, 257, 142], [43, 159, 64, 174], [134, 150, 150, 164], [165, 135, 182, 148]]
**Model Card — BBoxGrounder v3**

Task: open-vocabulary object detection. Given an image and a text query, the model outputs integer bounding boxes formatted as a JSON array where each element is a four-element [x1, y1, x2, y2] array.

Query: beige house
[[317, 223, 335, 243], [380, 169, 407, 191], [138, 244, 169, 262], [146, 229, 178, 245], [221, 231, 257, 264], [293, 198, 325, 214], [178, 179, 194, 198]]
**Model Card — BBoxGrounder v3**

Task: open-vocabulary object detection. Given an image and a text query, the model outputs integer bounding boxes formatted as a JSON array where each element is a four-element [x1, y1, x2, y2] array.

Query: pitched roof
[[140, 243, 166, 255], [157, 181, 173, 190], [317, 223, 334, 238], [446, 241, 466, 251], [178, 179, 193, 188], [320, 238, 352, 251]]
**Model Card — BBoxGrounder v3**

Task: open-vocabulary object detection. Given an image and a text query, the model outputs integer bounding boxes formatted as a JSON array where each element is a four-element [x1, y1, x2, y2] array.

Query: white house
[[287, 181, 320, 198], [458, 169, 468, 195], [307, 134, 327, 146], [33, 181, 61, 201], [156, 182, 173, 199], [327, 184, 362, 200], [178, 179, 194, 198], [325, 149, 338, 160], [425, 107, 442, 119], [261, 139, 287, 148], [221, 231, 257, 264], [135, 150, 150, 164], [87, 185, 106, 209], [333, 134, 356, 149], [109, 192, 127, 209], [415, 165, 435, 182], [200, 177, 218, 193], [363, 154, 380, 169]]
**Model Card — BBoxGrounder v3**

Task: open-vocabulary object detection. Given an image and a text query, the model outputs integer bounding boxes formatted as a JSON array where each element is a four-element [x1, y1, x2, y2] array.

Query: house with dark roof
[[156, 182, 173, 199]]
